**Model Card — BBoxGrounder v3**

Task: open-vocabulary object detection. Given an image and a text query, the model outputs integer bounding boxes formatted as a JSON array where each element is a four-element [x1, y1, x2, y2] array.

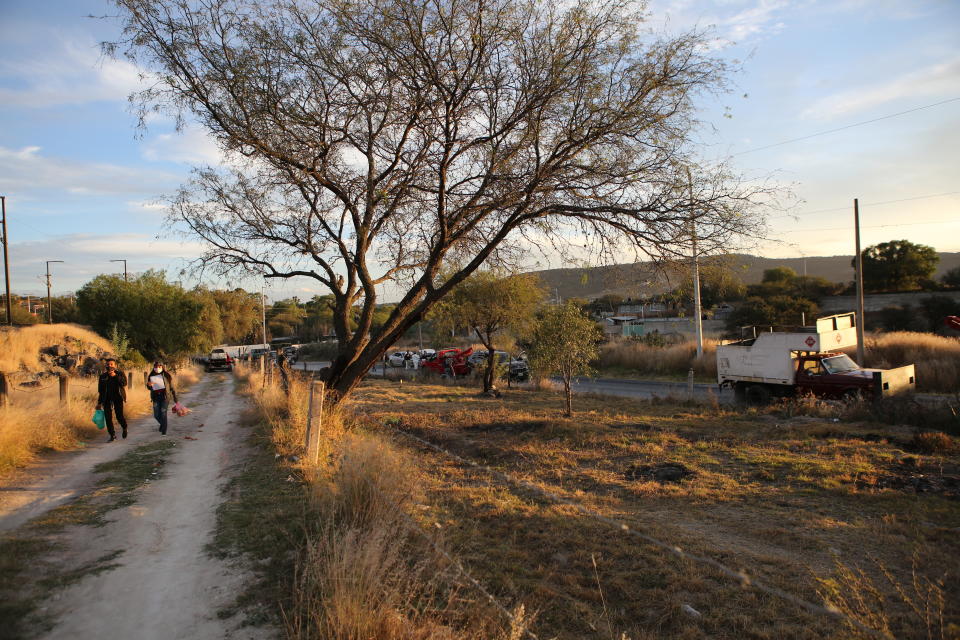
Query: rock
[[624, 462, 695, 484], [39, 353, 54, 364], [654, 465, 691, 482], [42, 345, 67, 357], [57, 355, 78, 371], [681, 604, 702, 619]]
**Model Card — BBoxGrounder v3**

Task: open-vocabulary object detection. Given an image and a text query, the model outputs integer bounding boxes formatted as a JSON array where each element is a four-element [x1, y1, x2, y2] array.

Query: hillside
[[531, 252, 960, 301]]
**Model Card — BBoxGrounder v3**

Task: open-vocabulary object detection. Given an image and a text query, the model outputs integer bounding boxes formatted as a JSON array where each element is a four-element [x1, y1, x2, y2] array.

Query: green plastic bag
[[92, 409, 106, 430]]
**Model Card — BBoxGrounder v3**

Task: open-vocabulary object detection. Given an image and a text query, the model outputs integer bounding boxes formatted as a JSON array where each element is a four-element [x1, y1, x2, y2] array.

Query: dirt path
[[17, 373, 272, 640]]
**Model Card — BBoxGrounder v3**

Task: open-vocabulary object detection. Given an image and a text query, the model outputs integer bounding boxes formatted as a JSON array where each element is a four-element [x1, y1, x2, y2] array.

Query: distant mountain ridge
[[529, 252, 960, 301]]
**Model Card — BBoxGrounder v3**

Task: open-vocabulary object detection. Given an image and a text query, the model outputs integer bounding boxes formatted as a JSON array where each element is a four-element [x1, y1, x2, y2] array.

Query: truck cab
[[795, 352, 880, 399]]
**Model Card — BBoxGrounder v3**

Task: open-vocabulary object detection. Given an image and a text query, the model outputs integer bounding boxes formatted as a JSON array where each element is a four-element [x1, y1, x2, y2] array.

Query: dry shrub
[[817, 554, 954, 640], [859, 332, 960, 393], [598, 338, 717, 377], [910, 431, 958, 455]]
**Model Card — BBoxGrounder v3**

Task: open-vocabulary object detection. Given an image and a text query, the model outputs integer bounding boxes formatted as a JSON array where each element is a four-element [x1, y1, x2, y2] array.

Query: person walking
[[146, 361, 178, 435], [97, 358, 128, 442]]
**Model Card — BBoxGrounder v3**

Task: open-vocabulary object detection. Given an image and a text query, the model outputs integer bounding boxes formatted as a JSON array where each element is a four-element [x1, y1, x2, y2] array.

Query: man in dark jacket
[[97, 358, 128, 441]]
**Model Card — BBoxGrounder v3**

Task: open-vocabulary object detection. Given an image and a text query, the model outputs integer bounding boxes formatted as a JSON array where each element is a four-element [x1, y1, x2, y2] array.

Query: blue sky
[[1, 0, 958, 298]]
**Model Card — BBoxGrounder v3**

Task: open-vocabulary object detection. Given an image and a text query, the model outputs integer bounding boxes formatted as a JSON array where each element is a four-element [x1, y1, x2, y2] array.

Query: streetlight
[[45, 260, 64, 324], [110, 259, 128, 282]]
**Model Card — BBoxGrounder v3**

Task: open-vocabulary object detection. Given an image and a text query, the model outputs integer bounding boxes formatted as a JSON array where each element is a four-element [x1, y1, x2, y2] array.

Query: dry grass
[[346, 379, 960, 639], [598, 338, 717, 378], [0, 365, 201, 478], [858, 332, 960, 394], [0, 323, 110, 373], [235, 364, 532, 640]]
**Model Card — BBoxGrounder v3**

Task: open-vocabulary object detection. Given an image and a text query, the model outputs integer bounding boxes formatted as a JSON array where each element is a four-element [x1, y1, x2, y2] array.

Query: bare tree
[[111, 0, 773, 402]]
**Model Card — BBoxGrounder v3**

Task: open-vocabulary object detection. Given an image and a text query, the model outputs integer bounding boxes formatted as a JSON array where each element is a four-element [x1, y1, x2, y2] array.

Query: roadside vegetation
[[0, 323, 200, 477], [219, 363, 531, 639]]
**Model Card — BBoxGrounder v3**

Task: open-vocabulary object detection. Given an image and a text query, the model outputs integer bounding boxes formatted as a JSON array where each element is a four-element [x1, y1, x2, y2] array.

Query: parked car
[[387, 351, 411, 367], [206, 348, 233, 372], [467, 350, 511, 367]]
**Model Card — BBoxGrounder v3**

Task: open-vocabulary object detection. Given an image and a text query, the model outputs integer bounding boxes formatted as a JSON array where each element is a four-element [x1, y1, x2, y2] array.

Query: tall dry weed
[[598, 338, 717, 378], [238, 367, 530, 640], [858, 332, 960, 393]]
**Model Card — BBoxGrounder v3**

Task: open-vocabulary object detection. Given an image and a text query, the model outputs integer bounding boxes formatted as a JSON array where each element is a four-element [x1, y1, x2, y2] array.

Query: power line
[[776, 215, 959, 235], [733, 97, 960, 156], [771, 191, 960, 220]]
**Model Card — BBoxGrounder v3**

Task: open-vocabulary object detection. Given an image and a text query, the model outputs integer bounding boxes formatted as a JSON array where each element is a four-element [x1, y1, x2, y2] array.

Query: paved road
[[294, 359, 729, 403]]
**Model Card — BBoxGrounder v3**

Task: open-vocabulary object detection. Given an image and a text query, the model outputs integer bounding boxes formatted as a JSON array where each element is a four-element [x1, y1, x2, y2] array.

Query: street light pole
[[45, 260, 64, 324], [1, 196, 11, 325], [110, 259, 128, 282]]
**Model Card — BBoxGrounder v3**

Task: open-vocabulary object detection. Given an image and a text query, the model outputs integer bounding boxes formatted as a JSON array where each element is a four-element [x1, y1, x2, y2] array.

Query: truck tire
[[734, 383, 747, 404], [745, 384, 772, 406]]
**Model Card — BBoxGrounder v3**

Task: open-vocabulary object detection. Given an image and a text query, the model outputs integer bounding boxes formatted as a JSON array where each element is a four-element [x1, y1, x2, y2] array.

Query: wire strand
[[733, 97, 960, 156]]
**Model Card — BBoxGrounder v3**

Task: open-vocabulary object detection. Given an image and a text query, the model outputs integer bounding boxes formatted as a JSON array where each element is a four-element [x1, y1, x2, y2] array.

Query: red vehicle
[[421, 347, 473, 376]]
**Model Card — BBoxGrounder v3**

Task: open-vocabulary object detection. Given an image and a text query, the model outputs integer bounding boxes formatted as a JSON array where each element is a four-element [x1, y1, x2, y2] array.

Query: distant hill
[[530, 252, 960, 301]]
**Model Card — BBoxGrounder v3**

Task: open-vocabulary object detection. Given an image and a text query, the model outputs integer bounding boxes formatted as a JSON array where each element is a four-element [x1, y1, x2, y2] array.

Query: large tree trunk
[[563, 375, 573, 417]]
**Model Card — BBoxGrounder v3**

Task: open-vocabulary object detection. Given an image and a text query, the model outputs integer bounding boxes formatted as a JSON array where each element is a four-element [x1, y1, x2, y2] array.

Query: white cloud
[[142, 126, 226, 166], [721, 0, 788, 43], [0, 145, 178, 196], [9, 233, 207, 295], [0, 37, 147, 107], [802, 57, 960, 120]]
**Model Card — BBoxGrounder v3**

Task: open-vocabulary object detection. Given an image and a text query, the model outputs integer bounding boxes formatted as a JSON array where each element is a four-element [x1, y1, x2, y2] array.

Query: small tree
[[530, 303, 600, 416], [941, 266, 960, 289], [432, 272, 543, 393]]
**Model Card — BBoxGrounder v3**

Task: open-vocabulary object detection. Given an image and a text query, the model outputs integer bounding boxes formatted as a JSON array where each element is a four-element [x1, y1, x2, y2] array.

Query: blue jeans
[[153, 397, 169, 433]]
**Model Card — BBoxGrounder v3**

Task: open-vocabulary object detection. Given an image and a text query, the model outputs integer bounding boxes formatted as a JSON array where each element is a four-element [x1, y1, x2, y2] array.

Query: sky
[[1, 0, 958, 299]]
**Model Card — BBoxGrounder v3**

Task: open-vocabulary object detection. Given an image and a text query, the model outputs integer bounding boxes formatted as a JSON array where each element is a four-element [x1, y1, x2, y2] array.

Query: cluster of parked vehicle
[[202, 344, 300, 373], [386, 346, 530, 382]]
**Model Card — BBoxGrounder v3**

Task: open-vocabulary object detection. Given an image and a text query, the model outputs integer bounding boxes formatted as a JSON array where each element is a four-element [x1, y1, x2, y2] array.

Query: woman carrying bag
[[146, 361, 178, 435]]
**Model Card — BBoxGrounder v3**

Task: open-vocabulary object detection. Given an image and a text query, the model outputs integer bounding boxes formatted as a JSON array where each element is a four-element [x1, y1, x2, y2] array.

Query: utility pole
[[110, 259, 128, 282], [686, 167, 703, 358], [261, 283, 268, 349], [1, 196, 11, 325], [45, 260, 64, 324], [853, 199, 866, 365]]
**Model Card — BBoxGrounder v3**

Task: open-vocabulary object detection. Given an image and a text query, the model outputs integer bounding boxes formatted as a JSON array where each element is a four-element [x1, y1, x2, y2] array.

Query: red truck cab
[[795, 352, 877, 399]]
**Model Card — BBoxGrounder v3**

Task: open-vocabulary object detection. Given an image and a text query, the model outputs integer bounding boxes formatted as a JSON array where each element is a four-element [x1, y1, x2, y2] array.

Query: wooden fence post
[[59, 374, 70, 406], [312, 381, 325, 465], [303, 379, 325, 465], [0, 372, 8, 408], [128, 371, 134, 387]]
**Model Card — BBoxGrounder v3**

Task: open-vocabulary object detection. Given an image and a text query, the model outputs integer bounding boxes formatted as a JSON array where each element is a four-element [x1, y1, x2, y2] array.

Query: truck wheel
[[745, 384, 772, 406], [734, 383, 747, 404]]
